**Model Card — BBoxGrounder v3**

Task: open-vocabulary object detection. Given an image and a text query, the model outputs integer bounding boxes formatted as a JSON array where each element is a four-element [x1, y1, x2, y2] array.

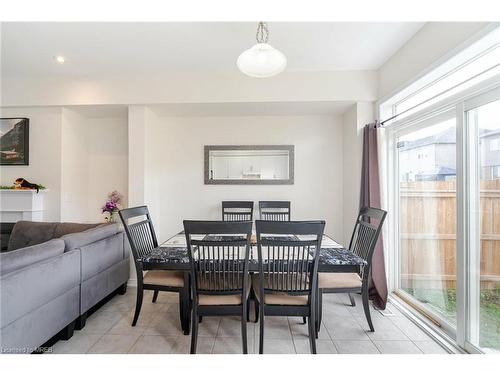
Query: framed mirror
[[204, 145, 294, 185]]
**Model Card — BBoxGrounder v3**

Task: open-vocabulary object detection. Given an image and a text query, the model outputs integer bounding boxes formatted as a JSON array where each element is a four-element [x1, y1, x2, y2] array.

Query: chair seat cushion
[[318, 272, 362, 289], [143, 270, 185, 287], [252, 274, 309, 305], [198, 293, 246, 306]]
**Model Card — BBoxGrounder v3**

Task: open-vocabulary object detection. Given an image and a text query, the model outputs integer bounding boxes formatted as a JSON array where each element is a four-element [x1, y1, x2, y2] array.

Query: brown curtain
[[360, 122, 388, 310]]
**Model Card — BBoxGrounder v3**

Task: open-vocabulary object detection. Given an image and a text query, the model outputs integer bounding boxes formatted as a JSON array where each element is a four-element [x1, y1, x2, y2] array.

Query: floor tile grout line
[[126, 333, 145, 354]]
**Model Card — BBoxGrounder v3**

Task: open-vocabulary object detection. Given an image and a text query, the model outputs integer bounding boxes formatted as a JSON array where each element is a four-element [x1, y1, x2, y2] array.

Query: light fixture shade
[[237, 43, 287, 78]]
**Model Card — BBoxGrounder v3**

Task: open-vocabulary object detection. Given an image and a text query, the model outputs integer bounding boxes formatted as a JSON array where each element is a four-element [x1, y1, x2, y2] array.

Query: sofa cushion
[[78, 232, 125, 281], [7, 221, 102, 251], [62, 223, 120, 252], [7, 221, 58, 251], [0, 249, 80, 329], [54, 222, 104, 238], [0, 239, 65, 275]]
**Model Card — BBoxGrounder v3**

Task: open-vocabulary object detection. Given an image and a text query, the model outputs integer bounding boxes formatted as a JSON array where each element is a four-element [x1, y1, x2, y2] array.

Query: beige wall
[[1, 106, 128, 223], [143, 113, 344, 243], [0, 106, 63, 221], [342, 102, 375, 244]]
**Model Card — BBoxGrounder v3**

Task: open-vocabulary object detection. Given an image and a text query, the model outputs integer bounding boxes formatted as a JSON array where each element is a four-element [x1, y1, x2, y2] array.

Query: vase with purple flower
[[102, 190, 123, 223]]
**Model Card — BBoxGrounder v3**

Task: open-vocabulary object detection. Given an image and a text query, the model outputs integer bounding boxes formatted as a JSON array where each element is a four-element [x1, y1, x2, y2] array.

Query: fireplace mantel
[[0, 190, 48, 222]]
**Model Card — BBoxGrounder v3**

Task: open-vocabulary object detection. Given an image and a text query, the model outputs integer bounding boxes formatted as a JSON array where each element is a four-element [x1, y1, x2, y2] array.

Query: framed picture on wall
[[0, 118, 29, 165]]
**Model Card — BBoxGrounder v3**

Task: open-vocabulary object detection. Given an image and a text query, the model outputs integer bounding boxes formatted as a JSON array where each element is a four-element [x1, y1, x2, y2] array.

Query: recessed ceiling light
[[54, 56, 65, 64]]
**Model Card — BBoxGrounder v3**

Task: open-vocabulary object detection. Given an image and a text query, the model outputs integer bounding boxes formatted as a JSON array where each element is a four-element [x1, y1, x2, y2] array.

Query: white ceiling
[[1, 22, 424, 77]]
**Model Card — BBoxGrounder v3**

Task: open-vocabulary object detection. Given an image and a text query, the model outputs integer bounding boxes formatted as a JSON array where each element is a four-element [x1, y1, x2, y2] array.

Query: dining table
[[137, 231, 367, 334]]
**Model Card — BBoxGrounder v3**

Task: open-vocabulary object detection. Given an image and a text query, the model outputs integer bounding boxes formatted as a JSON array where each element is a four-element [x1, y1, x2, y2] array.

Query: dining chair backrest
[[184, 220, 253, 297], [348, 207, 387, 278], [222, 201, 254, 222], [255, 220, 325, 295], [259, 201, 291, 221], [119, 206, 159, 262]]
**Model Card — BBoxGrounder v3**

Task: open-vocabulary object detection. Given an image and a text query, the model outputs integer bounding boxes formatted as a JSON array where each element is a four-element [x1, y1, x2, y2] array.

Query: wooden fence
[[400, 180, 500, 290]]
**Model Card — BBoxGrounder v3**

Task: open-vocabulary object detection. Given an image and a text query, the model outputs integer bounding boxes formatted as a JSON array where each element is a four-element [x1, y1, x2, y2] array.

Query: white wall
[[342, 102, 375, 244], [143, 112, 344, 242], [85, 114, 128, 221], [60, 108, 129, 222], [0, 107, 62, 221], [378, 22, 489, 99], [1, 106, 128, 223], [61, 108, 88, 221]]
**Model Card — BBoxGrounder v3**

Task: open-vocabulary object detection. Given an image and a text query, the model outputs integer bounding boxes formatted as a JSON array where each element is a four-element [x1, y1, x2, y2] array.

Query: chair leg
[[348, 293, 356, 307], [316, 290, 323, 338], [362, 287, 374, 332], [132, 282, 144, 326], [302, 317, 307, 324], [258, 305, 265, 354], [190, 306, 199, 354], [152, 290, 159, 303], [307, 315, 317, 354], [241, 305, 248, 354], [254, 300, 259, 323], [179, 286, 190, 335]]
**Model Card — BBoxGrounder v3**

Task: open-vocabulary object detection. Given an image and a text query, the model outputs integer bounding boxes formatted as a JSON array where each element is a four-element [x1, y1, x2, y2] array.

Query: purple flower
[[102, 191, 124, 214]]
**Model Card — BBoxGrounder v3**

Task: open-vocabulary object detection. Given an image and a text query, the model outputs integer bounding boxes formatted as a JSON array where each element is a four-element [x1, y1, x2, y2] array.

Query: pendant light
[[237, 22, 287, 78]]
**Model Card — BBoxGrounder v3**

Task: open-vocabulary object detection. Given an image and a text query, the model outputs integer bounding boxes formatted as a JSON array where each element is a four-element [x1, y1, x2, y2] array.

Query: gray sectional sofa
[[0, 221, 130, 353]]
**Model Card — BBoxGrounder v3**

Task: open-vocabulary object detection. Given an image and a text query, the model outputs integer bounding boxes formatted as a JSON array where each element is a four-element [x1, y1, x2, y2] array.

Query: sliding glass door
[[396, 112, 458, 332], [465, 97, 500, 352], [391, 83, 500, 353]]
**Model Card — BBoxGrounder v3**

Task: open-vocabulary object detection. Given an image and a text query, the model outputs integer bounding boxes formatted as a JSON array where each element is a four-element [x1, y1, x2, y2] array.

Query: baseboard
[[127, 278, 137, 287]]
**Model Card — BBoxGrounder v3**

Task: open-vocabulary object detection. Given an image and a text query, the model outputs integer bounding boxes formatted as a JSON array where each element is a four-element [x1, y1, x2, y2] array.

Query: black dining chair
[[222, 201, 254, 221], [254, 220, 325, 354], [119, 206, 190, 334], [317, 207, 387, 333], [184, 220, 253, 354], [259, 201, 291, 221]]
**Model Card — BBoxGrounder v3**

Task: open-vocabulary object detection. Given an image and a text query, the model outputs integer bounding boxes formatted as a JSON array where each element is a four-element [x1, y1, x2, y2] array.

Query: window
[[383, 25, 500, 354], [380, 26, 500, 123], [466, 99, 500, 352], [396, 115, 457, 328]]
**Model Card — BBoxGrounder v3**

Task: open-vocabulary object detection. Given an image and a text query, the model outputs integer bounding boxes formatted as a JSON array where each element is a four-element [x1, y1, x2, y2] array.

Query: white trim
[[389, 295, 464, 354], [377, 22, 500, 111], [456, 100, 467, 348], [386, 76, 500, 354], [384, 74, 500, 132]]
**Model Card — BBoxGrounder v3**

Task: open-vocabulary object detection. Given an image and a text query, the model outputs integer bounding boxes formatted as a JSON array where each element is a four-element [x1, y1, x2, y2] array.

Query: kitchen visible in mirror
[[204, 145, 294, 185]]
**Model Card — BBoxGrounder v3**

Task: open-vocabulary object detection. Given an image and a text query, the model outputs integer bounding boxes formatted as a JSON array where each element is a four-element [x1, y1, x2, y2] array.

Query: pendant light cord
[[256, 22, 269, 43]]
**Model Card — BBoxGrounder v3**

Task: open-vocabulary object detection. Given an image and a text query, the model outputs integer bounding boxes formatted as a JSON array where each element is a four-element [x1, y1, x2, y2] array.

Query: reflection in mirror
[[204, 145, 294, 185]]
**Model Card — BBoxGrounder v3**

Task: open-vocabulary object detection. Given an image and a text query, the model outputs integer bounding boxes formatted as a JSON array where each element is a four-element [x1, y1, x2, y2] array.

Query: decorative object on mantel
[[1, 178, 46, 192], [14, 178, 43, 193], [0, 118, 29, 165], [237, 22, 287, 78], [102, 190, 123, 223]]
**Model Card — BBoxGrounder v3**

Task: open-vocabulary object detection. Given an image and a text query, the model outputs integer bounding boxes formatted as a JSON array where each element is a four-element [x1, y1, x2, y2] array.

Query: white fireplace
[[0, 190, 47, 222]]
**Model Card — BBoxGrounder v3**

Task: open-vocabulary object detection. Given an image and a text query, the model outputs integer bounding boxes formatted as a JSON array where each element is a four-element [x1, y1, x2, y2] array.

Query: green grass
[[403, 287, 500, 350]]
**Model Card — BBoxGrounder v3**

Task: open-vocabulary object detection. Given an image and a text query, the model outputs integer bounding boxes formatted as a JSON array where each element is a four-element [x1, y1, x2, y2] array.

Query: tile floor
[[51, 288, 449, 354]]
